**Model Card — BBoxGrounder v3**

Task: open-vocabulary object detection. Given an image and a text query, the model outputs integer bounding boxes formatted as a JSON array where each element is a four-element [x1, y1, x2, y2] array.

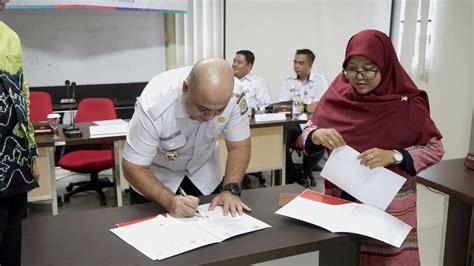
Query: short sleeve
[[278, 79, 292, 102], [123, 103, 160, 166], [222, 94, 251, 141], [255, 78, 272, 105]]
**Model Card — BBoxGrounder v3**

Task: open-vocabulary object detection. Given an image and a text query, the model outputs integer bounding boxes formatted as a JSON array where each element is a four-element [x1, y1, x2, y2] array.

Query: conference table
[[417, 158, 474, 266], [22, 184, 360, 265], [32, 123, 125, 215], [31, 115, 306, 215]]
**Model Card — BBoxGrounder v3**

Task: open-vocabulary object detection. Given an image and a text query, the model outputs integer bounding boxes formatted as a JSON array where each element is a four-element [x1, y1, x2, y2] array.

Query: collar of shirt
[[240, 73, 253, 82], [289, 71, 317, 82]]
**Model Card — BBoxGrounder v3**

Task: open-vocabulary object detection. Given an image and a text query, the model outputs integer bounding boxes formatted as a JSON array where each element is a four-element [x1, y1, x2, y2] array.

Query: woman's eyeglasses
[[343, 68, 379, 80]]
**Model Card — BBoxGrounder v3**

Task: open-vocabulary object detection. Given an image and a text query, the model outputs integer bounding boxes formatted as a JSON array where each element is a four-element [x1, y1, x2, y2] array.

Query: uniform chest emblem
[[217, 117, 226, 123], [237, 92, 248, 115], [164, 151, 178, 161]]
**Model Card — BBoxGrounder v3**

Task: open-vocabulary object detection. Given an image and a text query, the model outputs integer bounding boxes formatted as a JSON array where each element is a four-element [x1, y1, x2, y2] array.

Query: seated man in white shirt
[[232, 50, 271, 187], [278, 49, 328, 186], [278, 49, 328, 112], [232, 50, 272, 110]]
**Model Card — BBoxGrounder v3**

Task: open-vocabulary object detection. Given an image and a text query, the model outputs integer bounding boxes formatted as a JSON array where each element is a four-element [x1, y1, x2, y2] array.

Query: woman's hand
[[357, 148, 395, 169], [311, 128, 346, 150]]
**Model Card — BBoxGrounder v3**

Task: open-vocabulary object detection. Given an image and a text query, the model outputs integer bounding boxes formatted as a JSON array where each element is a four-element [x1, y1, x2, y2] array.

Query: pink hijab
[[312, 29, 441, 153]]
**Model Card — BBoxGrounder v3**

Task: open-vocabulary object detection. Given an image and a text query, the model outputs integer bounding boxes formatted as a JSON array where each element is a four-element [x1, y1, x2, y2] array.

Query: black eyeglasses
[[343, 68, 379, 80]]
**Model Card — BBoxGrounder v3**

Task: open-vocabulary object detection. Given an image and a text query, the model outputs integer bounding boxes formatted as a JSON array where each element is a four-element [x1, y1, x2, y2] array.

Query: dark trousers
[[285, 124, 304, 183], [130, 176, 221, 205], [0, 193, 27, 266]]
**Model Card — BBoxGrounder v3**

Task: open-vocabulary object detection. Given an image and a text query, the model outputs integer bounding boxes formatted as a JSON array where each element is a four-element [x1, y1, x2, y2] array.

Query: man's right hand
[[167, 194, 200, 218]]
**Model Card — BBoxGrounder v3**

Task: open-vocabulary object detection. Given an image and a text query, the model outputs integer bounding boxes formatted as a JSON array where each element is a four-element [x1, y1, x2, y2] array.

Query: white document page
[[178, 204, 271, 240], [320, 145, 406, 210], [89, 124, 128, 138], [275, 195, 412, 247], [275, 195, 341, 232], [93, 119, 128, 126], [110, 204, 270, 260], [254, 112, 286, 122], [110, 215, 218, 260]]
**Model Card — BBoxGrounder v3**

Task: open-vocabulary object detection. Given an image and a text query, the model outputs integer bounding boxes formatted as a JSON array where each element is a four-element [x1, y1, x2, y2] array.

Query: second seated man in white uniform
[[122, 58, 252, 218], [278, 49, 328, 186], [232, 50, 272, 110], [278, 49, 328, 113]]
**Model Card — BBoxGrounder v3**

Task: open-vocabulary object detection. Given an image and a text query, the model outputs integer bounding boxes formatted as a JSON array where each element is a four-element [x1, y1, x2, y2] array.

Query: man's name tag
[[254, 113, 286, 122]]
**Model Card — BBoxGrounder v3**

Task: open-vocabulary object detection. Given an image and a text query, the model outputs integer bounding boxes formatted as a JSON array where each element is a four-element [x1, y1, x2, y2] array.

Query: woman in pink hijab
[[301, 29, 444, 265]]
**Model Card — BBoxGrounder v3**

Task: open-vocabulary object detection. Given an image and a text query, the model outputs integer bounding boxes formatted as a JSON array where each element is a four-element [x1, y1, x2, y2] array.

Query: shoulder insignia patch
[[237, 92, 248, 115]]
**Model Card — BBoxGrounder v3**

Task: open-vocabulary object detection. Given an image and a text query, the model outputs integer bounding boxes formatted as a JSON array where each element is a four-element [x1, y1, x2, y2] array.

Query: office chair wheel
[[65, 184, 73, 192], [64, 194, 70, 203], [310, 177, 317, 187]]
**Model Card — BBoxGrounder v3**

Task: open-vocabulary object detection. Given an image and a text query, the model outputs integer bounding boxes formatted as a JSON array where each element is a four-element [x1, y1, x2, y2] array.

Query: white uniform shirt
[[123, 66, 251, 195], [278, 72, 328, 104], [239, 73, 271, 109]]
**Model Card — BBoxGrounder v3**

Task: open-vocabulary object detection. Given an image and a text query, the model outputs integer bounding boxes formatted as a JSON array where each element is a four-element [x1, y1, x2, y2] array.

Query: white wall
[[0, 9, 166, 87], [225, 0, 392, 102], [407, 0, 473, 160]]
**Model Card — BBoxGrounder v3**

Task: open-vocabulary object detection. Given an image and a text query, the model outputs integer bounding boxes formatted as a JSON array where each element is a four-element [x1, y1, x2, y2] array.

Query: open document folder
[[275, 189, 412, 248], [110, 204, 271, 260], [321, 145, 406, 210]]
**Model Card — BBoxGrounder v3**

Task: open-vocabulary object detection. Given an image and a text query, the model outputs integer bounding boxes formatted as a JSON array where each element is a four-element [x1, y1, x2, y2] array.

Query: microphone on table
[[63, 80, 82, 138]]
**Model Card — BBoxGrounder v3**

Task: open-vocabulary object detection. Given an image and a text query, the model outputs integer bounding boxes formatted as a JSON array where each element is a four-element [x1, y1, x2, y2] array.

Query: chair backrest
[[29, 91, 53, 122], [74, 98, 117, 123]]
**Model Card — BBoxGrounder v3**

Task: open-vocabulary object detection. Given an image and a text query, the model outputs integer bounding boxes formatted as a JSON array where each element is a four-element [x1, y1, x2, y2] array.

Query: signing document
[[110, 204, 271, 260], [276, 190, 412, 247], [321, 145, 406, 210]]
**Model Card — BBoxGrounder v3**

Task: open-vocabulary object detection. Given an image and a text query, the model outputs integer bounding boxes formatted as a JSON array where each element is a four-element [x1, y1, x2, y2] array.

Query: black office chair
[[287, 140, 324, 188]]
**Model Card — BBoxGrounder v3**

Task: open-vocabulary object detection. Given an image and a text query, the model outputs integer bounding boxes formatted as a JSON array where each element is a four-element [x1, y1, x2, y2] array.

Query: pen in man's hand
[[178, 186, 203, 217]]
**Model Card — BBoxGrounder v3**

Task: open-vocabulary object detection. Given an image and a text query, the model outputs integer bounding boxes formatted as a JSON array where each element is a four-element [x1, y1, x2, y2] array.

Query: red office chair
[[59, 98, 117, 206], [29, 91, 53, 122]]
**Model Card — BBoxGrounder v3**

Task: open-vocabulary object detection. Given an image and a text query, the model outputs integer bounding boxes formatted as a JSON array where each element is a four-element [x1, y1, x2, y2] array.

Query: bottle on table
[[292, 91, 302, 119]]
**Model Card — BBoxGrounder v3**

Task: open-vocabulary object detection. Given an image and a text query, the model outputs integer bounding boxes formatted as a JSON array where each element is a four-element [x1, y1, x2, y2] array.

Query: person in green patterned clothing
[[0, 1, 41, 265]]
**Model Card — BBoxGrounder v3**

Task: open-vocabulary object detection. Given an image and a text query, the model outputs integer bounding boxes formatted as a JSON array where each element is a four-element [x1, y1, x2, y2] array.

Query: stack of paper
[[89, 119, 128, 138], [110, 204, 271, 260], [275, 190, 412, 247]]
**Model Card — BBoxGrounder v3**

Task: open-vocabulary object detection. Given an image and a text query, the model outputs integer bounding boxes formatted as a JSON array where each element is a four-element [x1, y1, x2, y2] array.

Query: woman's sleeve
[[406, 137, 444, 174], [301, 119, 324, 156], [24, 72, 38, 158]]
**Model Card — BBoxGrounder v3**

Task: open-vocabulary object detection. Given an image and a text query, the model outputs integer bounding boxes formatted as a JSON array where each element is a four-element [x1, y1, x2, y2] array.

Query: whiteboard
[[1, 9, 166, 87], [225, 0, 392, 102]]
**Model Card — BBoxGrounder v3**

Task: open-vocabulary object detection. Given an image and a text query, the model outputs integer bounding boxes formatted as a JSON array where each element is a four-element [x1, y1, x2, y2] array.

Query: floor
[[26, 154, 449, 266]]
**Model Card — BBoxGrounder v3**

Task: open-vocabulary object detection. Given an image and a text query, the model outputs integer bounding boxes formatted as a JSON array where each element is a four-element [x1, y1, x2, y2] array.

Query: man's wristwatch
[[221, 183, 242, 197], [393, 149, 404, 164]]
